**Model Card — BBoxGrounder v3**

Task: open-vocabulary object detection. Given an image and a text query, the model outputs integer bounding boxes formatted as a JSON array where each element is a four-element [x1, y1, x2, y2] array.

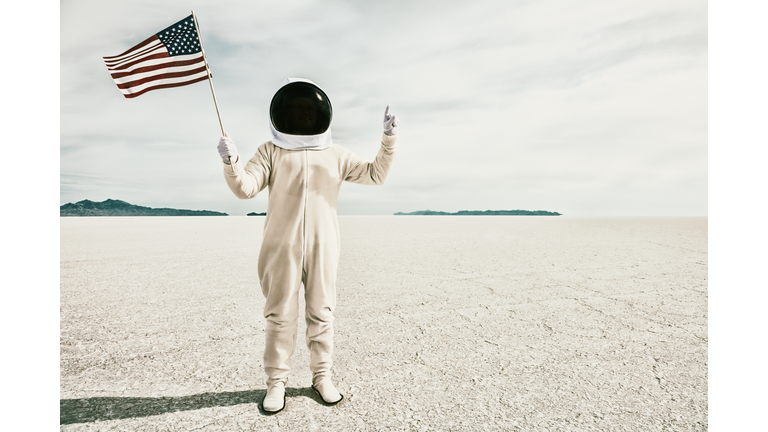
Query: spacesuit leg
[[302, 243, 337, 384], [262, 277, 302, 388]]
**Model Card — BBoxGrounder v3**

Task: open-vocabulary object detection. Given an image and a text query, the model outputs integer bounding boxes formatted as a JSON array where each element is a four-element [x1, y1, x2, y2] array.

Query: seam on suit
[[301, 149, 308, 275]]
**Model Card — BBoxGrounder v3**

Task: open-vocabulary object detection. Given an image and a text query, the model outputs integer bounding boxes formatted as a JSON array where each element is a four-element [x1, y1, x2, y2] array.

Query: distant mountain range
[[60, 199, 228, 217], [394, 209, 562, 216], [60, 200, 560, 217]]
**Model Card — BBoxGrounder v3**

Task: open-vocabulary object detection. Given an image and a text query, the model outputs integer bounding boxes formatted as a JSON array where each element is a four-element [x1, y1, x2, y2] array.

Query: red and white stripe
[[103, 35, 210, 99]]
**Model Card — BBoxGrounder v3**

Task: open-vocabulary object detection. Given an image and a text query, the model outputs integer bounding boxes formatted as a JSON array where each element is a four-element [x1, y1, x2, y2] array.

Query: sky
[[60, 0, 708, 216]]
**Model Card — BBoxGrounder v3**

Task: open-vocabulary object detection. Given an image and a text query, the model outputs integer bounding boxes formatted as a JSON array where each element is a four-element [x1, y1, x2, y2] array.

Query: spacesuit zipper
[[301, 150, 308, 275]]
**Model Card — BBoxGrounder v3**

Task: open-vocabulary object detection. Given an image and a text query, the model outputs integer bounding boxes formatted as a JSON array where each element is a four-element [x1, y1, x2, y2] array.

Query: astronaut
[[216, 78, 399, 413]]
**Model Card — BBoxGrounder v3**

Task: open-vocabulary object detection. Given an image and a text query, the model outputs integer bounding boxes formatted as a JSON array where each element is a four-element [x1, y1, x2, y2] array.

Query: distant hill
[[394, 209, 561, 216], [60, 199, 228, 217], [247, 212, 267, 216]]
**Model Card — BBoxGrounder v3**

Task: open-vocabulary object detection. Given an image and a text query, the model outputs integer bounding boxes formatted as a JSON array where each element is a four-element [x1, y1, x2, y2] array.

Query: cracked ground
[[60, 216, 707, 431]]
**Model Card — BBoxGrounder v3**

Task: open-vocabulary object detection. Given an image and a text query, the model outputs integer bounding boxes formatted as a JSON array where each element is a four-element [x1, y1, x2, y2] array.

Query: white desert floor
[[60, 216, 707, 431]]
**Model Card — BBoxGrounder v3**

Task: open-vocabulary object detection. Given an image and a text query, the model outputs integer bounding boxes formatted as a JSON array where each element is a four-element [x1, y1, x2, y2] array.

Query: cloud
[[61, 0, 707, 216]]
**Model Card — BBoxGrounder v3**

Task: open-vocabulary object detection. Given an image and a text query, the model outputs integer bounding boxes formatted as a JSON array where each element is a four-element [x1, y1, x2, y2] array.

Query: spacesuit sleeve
[[343, 133, 397, 185], [223, 142, 272, 199]]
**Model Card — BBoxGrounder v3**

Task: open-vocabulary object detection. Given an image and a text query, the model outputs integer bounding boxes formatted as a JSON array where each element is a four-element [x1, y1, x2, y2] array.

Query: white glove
[[217, 135, 238, 164], [383, 105, 399, 136]]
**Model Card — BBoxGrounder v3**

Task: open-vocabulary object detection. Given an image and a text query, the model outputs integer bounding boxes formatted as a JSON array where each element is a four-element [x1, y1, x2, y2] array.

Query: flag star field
[[156, 17, 201, 56]]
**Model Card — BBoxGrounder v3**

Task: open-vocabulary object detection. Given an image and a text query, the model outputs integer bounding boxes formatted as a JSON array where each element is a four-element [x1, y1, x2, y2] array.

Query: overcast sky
[[61, 0, 707, 216]]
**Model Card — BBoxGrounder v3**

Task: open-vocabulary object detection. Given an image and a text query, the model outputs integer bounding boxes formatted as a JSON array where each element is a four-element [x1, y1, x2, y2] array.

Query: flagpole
[[191, 10, 234, 166]]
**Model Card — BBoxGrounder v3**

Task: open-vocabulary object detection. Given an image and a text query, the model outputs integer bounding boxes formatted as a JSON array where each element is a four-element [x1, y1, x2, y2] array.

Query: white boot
[[312, 376, 343, 405], [262, 381, 286, 413]]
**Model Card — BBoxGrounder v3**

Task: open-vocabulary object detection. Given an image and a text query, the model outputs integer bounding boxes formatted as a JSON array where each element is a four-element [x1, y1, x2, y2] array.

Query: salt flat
[[60, 216, 707, 431]]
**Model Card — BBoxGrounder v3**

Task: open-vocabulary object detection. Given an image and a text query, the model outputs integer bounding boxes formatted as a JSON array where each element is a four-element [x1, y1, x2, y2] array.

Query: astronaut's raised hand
[[383, 104, 399, 136], [217, 135, 239, 164]]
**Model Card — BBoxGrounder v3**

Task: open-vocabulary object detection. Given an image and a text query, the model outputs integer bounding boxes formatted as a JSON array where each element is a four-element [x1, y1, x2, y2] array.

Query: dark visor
[[270, 82, 332, 135]]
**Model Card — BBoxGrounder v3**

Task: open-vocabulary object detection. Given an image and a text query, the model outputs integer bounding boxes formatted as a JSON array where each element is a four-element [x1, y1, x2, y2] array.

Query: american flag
[[103, 15, 211, 98]]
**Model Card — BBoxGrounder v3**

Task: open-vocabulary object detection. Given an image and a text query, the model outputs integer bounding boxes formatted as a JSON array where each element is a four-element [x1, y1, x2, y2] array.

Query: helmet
[[269, 81, 332, 136]]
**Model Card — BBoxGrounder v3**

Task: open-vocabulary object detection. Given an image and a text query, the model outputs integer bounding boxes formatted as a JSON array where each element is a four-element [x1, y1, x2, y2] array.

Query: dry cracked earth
[[60, 216, 707, 431]]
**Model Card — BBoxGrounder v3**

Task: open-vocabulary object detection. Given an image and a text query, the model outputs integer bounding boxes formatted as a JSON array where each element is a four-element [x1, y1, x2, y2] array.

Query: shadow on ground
[[60, 387, 323, 425]]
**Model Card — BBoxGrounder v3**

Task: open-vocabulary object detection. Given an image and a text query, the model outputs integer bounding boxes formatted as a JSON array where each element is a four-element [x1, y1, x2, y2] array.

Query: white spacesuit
[[217, 78, 398, 413]]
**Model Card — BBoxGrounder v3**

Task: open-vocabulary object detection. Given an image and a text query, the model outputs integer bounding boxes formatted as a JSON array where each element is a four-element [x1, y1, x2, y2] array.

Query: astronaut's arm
[[343, 133, 397, 185], [223, 143, 271, 199]]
